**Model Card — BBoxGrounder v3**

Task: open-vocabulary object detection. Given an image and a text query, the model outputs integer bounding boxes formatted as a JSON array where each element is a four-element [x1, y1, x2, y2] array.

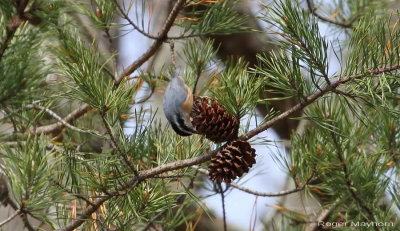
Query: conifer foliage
[[0, 0, 399, 230]]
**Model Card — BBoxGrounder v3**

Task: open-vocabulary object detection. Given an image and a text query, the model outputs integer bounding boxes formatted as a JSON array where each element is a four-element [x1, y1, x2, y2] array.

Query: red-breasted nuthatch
[[163, 73, 197, 136]]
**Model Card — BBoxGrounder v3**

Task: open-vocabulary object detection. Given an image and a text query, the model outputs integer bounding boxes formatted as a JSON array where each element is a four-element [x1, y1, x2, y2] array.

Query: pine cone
[[190, 96, 239, 143], [209, 140, 256, 184]]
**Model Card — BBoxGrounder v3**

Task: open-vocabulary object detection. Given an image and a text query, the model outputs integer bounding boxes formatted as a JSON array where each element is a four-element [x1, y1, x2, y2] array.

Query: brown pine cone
[[190, 96, 239, 143], [209, 140, 256, 184]]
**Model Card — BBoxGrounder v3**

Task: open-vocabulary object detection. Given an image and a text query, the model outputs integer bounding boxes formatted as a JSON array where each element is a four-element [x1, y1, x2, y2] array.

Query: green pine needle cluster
[[179, 0, 248, 35]]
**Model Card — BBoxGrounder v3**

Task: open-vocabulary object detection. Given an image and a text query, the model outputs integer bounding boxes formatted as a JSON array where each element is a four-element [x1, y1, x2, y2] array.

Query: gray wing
[[163, 76, 196, 136]]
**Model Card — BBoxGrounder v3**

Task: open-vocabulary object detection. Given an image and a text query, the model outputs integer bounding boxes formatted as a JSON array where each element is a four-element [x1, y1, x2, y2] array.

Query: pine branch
[[58, 63, 400, 231], [1, 1, 397, 229], [115, 0, 187, 86], [241, 63, 400, 141]]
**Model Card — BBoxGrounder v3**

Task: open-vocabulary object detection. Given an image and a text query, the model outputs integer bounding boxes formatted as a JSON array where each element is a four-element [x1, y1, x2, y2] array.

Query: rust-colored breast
[[181, 85, 193, 114]]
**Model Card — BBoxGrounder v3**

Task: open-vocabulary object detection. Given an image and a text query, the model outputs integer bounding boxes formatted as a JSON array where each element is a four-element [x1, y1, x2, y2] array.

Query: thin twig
[[150, 173, 187, 179], [169, 40, 177, 68], [53, 181, 95, 207], [57, 178, 140, 231], [305, 199, 340, 231], [32, 104, 91, 134], [192, 64, 202, 95], [130, 76, 155, 105], [104, 27, 113, 48], [284, 24, 331, 85], [0, 209, 21, 228], [1, 104, 18, 133], [21, 213, 35, 231], [306, 0, 354, 29], [218, 184, 227, 231], [57, 196, 109, 231], [231, 181, 306, 197], [141, 211, 164, 231], [167, 33, 202, 39], [112, 0, 160, 40], [100, 112, 139, 176], [29, 104, 103, 137], [115, 0, 187, 86], [58, 63, 400, 231], [103, 23, 118, 73], [195, 167, 308, 197], [0, 91, 73, 122], [143, 167, 201, 230], [113, 0, 200, 41], [332, 89, 359, 99], [133, 85, 155, 104]]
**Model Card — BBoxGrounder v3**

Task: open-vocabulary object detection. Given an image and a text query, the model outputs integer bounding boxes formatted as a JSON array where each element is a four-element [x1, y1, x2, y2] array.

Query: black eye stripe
[[170, 119, 192, 136], [175, 115, 196, 133]]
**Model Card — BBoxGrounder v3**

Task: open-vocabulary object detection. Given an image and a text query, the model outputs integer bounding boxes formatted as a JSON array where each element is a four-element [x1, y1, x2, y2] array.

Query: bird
[[163, 72, 197, 136]]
